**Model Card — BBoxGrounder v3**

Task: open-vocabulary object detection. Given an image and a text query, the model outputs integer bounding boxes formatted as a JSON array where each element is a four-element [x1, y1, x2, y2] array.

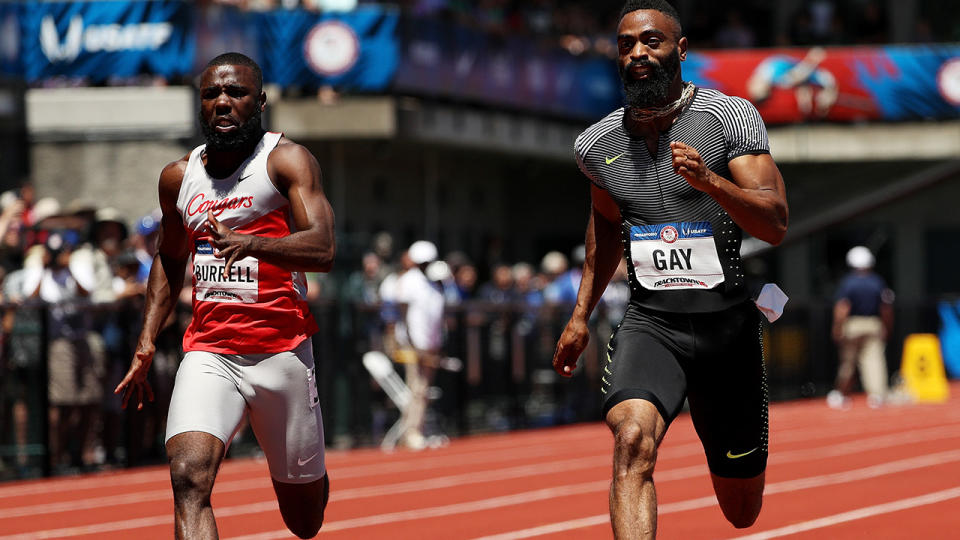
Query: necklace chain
[[628, 82, 696, 123]]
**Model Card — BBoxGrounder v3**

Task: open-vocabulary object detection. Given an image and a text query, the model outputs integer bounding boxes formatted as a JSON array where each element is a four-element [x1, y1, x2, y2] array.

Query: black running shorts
[[601, 300, 769, 478]]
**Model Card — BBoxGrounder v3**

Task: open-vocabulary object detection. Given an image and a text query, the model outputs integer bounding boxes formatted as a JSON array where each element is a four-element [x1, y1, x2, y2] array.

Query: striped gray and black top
[[575, 86, 770, 313]]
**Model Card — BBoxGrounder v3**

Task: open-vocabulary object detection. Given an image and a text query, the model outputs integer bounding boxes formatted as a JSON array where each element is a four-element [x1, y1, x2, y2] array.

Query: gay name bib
[[629, 221, 724, 291], [193, 240, 259, 303]]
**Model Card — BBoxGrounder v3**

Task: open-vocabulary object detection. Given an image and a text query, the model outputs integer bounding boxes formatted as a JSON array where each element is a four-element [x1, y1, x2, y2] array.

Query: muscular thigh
[[165, 351, 248, 446], [601, 305, 692, 426], [245, 340, 326, 485], [685, 302, 768, 478]]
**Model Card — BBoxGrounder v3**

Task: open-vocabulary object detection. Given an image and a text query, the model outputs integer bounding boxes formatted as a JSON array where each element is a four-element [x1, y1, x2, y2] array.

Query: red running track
[[2, 384, 959, 539]]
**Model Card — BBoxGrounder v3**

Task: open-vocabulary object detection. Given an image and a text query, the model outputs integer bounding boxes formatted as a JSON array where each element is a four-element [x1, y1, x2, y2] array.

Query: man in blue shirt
[[828, 246, 895, 409]]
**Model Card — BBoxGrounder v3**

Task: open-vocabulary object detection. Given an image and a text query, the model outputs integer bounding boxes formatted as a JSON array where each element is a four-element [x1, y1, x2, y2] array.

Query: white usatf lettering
[[40, 15, 173, 63]]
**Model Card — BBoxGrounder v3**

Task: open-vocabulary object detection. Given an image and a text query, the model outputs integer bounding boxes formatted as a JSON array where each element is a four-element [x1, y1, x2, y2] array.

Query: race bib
[[629, 221, 724, 290], [193, 240, 259, 303]]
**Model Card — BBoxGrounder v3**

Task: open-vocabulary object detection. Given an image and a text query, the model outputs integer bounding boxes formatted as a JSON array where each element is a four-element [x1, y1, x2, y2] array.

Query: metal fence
[[0, 297, 940, 481]]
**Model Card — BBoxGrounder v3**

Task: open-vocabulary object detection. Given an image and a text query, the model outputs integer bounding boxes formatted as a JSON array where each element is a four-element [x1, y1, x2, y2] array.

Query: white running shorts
[[165, 339, 326, 484]]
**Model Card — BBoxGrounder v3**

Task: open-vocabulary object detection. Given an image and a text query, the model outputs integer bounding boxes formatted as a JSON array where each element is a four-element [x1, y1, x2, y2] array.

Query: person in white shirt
[[379, 240, 445, 449]]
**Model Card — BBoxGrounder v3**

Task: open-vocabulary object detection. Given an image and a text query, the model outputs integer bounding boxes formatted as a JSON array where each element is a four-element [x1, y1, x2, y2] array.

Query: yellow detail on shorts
[[726, 447, 759, 459]]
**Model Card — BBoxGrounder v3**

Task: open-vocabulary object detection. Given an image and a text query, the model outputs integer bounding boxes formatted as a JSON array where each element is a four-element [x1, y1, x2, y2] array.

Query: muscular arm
[[140, 165, 190, 349], [207, 141, 336, 273], [553, 185, 623, 376], [573, 185, 625, 322], [116, 159, 190, 409], [671, 141, 789, 245]]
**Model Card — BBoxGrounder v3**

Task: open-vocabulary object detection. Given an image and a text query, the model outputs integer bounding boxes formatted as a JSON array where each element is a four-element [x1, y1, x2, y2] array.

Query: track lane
[[1, 384, 957, 539]]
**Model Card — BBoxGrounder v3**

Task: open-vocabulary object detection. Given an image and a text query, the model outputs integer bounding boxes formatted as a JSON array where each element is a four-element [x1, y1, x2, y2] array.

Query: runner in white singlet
[[115, 52, 335, 540]]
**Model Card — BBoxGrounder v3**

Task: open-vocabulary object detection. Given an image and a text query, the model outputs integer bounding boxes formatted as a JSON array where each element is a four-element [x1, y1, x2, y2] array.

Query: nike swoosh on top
[[605, 153, 626, 165], [238, 174, 253, 183], [726, 447, 759, 459], [298, 452, 320, 466]]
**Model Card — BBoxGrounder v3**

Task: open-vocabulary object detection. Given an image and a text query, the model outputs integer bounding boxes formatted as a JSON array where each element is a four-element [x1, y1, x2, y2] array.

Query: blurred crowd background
[[1, 0, 959, 481], [204, 0, 954, 49]]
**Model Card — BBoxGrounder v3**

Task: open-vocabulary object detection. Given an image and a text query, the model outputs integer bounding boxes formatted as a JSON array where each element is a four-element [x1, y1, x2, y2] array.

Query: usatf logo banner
[[17, 0, 194, 83]]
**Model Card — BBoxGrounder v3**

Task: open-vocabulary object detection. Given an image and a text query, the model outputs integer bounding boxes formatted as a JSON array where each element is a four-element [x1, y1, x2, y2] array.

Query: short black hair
[[205, 52, 263, 91], [619, 0, 682, 34]]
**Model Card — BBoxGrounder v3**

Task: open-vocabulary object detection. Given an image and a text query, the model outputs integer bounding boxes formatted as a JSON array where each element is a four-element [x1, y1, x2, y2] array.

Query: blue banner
[[194, 4, 258, 75], [393, 17, 620, 120], [19, 0, 195, 83], [254, 7, 398, 90], [0, 2, 22, 76]]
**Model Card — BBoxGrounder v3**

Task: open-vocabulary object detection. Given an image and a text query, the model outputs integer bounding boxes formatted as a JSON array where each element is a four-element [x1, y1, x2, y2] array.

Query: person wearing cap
[[26, 231, 107, 470], [379, 240, 445, 449], [544, 245, 586, 305], [131, 211, 162, 284], [828, 246, 895, 409]]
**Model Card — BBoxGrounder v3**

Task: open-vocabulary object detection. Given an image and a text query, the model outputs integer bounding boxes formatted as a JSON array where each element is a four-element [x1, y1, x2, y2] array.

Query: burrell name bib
[[629, 221, 725, 291], [193, 240, 259, 303]]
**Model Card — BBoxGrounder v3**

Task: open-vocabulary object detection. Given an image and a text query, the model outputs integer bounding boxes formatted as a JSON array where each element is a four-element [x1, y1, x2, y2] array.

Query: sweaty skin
[[552, 9, 788, 539], [115, 62, 335, 540]]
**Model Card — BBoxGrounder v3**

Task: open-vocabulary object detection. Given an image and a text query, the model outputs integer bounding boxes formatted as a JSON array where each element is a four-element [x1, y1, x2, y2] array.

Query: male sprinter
[[116, 52, 335, 539], [553, 1, 788, 538]]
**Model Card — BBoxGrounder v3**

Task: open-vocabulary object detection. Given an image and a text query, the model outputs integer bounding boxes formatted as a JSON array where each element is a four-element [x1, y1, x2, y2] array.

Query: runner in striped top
[[552, 1, 788, 538]]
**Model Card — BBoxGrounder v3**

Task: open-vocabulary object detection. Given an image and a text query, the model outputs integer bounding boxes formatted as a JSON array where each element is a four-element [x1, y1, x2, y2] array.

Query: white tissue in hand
[[755, 283, 788, 323]]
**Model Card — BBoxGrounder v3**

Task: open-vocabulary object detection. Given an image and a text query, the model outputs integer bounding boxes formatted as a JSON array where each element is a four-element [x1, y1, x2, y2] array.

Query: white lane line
[[7, 447, 959, 539], [773, 423, 960, 464], [470, 515, 612, 540], [6, 423, 960, 522], [231, 448, 960, 540], [0, 456, 702, 520], [466, 450, 960, 540], [228, 481, 614, 540], [0, 438, 580, 500], [0, 430, 606, 500], [2, 404, 955, 500], [730, 486, 960, 540]]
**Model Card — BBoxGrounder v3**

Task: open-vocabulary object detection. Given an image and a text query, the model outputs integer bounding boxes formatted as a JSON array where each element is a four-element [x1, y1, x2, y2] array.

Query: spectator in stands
[[371, 230, 397, 278], [454, 260, 479, 301], [539, 250, 568, 302], [512, 262, 544, 309], [0, 191, 27, 275], [714, 10, 755, 48], [477, 262, 517, 304], [828, 246, 895, 409], [130, 211, 161, 284], [428, 259, 461, 305], [26, 231, 107, 470], [379, 240, 445, 449], [343, 252, 384, 306], [544, 245, 583, 305]]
